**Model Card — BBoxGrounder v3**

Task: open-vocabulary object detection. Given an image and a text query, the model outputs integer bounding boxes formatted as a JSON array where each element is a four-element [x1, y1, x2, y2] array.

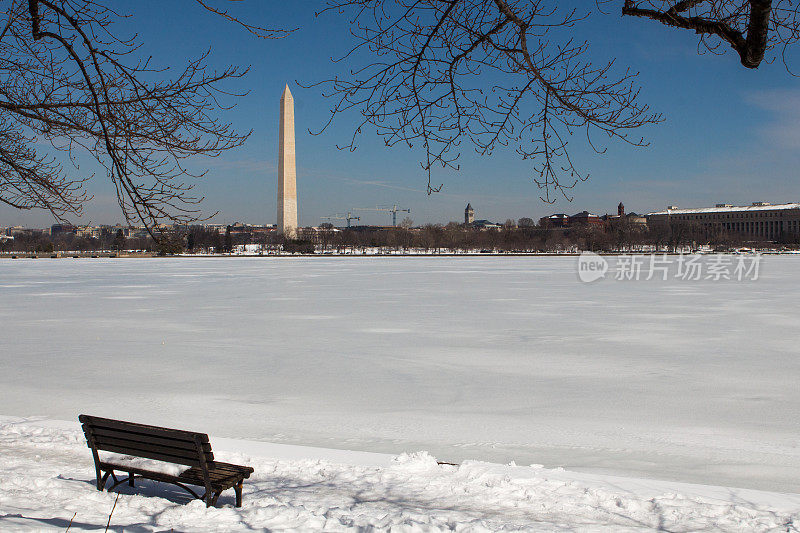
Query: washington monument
[[277, 84, 298, 238]]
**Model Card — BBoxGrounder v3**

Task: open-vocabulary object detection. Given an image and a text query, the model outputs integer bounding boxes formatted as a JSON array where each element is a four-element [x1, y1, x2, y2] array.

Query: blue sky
[[2, 1, 799, 228]]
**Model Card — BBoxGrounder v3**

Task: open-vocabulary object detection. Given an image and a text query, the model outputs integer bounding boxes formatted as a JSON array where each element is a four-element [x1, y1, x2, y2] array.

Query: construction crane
[[354, 205, 411, 227], [321, 212, 360, 228]]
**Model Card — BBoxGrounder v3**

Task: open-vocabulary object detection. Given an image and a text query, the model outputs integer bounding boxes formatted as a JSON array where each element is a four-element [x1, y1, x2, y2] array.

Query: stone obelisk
[[277, 84, 298, 238]]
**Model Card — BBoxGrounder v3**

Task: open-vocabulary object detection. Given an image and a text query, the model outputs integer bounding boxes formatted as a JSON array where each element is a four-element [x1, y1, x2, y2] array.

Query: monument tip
[[282, 84, 292, 99]]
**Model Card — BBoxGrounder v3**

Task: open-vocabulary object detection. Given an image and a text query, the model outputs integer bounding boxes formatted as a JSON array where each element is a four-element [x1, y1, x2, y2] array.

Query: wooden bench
[[79, 415, 254, 507]]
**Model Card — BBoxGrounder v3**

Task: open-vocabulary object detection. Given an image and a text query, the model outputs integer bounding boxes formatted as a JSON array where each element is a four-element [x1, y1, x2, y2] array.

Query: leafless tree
[[0, 0, 289, 236], [620, 1, 799, 70], [310, 1, 664, 202], [311, 1, 800, 202]]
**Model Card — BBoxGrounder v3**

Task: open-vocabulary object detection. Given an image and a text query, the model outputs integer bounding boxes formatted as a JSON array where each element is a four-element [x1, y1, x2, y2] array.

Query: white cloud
[[746, 89, 800, 149]]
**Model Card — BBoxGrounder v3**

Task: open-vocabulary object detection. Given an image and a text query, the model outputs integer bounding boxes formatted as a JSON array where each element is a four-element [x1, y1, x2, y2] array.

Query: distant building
[[299, 226, 341, 244], [646, 202, 800, 240], [542, 203, 643, 229], [76, 226, 100, 238], [100, 224, 131, 238], [223, 223, 277, 240], [50, 223, 77, 236], [569, 211, 602, 226], [625, 213, 647, 226], [7, 226, 28, 237], [539, 213, 570, 228], [462, 203, 499, 229], [600, 202, 647, 228], [471, 219, 501, 230]]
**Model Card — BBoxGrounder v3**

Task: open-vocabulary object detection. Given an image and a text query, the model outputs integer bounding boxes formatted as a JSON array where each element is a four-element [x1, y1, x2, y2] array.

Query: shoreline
[[1, 250, 798, 259]]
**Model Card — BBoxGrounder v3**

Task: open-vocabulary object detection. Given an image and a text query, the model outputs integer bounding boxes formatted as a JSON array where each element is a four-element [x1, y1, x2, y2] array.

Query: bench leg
[[128, 474, 134, 487], [98, 471, 111, 491], [206, 491, 221, 508], [234, 481, 243, 507]]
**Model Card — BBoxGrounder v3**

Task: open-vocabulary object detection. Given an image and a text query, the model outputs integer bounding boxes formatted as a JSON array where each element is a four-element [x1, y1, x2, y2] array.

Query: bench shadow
[[114, 478, 238, 507], [59, 474, 238, 508], [111, 479, 196, 505], [0, 513, 158, 532], [1, 475, 240, 532]]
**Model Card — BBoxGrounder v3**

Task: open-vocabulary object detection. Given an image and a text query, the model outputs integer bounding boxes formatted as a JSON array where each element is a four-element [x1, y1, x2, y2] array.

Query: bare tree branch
[[621, 1, 794, 70], [0, 0, 288, 237], [193, 0, 297, 39], [309, 0, 663, 201]]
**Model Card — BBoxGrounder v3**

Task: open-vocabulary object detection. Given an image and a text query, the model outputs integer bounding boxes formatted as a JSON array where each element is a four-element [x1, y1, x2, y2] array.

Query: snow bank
[[1, 417, 798, 531]]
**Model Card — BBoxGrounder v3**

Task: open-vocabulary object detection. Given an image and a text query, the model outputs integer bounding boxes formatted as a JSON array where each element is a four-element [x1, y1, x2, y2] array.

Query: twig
[[104, 493, 119, 533], [65, 512, 77, 532]]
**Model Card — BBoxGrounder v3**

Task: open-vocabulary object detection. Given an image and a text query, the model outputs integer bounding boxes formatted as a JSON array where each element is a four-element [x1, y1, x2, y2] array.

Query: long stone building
[[646, 202, 800, 240]]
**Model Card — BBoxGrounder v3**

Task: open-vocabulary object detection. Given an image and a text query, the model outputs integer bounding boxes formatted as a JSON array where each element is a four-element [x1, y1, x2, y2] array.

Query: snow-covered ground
[[2, 416, 799, 531], [1, 256, 799, 499]]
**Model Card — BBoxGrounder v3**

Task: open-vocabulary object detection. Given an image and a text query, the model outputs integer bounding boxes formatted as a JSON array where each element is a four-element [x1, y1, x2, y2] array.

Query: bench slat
[[87, 427, 213, 453], [98, 462, 190, 484], [95, 442, 203, 467], [205, 462, 254, 474], [80, 415, 209, 443], [93, 435, 214, 464], [179, 467, 244, 486], [98, 462, 251, 490]]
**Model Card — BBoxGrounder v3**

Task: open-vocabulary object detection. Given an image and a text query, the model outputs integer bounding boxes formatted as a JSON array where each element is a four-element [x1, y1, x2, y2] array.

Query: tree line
[[3, 220, 798, 254]]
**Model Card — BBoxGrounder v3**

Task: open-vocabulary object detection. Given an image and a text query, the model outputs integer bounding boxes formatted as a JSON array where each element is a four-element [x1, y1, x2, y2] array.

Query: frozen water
[[1, 256, 799, 493]]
